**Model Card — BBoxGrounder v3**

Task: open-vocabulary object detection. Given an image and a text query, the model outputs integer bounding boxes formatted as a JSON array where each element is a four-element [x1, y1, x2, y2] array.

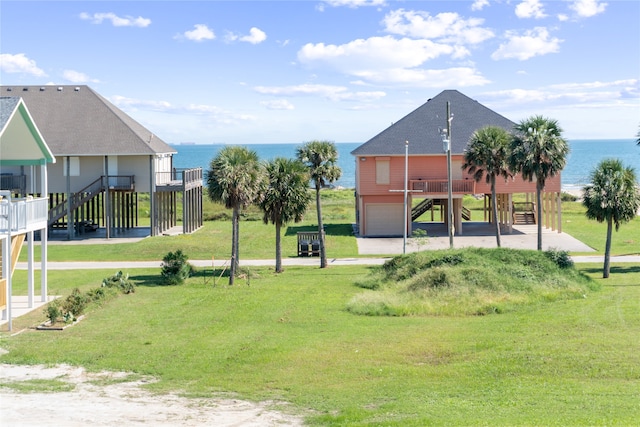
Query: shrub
[[544, 248, 574, 269], [161, 250, 194, 285], [102, 271, 136, 294], [62, 288, 88, 318], [44, 301, 62, 324]]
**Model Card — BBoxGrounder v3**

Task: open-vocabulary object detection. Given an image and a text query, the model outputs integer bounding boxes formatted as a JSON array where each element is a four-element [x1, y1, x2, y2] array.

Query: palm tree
[[582, 159, 640, 278], [510, 115, 569, 250], [260, 157, 313, 273], [206, 146, 264, 285], [463, 126, 513, 247], [636, 125, 640, 145], [296, 140, 342, 268]]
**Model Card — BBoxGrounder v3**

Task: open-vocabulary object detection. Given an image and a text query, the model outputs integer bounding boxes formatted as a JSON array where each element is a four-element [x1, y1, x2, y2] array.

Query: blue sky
[[1, 0, 638, 144]]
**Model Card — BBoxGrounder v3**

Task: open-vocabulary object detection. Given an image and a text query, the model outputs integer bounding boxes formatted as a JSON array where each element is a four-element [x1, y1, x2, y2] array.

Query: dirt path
[[0, 363, 303, 426]]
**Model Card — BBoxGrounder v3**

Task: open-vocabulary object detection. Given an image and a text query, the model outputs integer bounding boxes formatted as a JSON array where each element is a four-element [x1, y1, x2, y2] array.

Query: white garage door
[[365, 203, 405, 236]]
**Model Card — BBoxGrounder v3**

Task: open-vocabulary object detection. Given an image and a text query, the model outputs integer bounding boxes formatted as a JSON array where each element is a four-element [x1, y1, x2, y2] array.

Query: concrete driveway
[[356, 222, 595, 255]]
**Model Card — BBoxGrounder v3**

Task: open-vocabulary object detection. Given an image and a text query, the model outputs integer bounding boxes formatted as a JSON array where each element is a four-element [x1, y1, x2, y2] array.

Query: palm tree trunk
[[491, 177, 501, 247], [315, 183, 327, 268], [230, 206, 240, 285], [536, 181, 543, 251], [275, 221, 282, 273], [603, 217, 612, 278]]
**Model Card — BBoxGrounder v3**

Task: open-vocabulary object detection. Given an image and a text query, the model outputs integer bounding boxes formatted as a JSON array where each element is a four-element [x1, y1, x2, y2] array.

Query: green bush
[[161, 250, 194, 285], [544, 248, 574, 269], [62, 288, 88, 318], [102, 271, 136, 294], [44, 300, 62, 324]]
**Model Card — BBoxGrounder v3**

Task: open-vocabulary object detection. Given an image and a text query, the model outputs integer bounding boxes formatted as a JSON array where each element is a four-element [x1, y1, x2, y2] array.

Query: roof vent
[[6, 88, 12, 92], [23, 87, 28, 91], [74, 87, 80, 91], [40, 87, 45, 91], [57, 87, 63, 91]]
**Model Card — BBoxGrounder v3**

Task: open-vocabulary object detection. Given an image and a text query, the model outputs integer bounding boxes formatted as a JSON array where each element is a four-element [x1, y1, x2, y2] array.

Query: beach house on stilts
[[1, 97, 55, 331], [351, 90, 563, 237], [0, 85, 203, 239]]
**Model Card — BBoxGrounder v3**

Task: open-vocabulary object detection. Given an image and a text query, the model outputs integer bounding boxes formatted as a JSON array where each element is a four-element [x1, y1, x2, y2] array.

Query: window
[[375, 157, 390, 185]]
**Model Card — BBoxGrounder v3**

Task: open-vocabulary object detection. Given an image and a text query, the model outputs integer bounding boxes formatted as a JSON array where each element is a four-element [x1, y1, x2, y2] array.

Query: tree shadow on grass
[[130, 269, 233, 287], [580, 264, 640, 284], [285, 223, 354, 237]]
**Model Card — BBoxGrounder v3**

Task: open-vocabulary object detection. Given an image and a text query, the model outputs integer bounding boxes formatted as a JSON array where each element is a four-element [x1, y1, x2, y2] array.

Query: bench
[[297, 232, 321, 257]]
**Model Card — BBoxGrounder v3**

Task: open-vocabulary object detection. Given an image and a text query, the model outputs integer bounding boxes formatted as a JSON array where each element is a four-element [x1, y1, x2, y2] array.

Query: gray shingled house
[[351, 90, 563, 237], [0, 85, 202, 238]]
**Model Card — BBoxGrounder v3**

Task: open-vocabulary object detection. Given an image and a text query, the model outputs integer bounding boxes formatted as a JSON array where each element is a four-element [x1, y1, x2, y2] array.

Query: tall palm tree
[[206, 146, 264, 285], [463, 126, 513, 247], [296, 140, 342, 268], [510, 115, 569, 250], [260, 157, 313, 273], [582, 159, 640, 278]]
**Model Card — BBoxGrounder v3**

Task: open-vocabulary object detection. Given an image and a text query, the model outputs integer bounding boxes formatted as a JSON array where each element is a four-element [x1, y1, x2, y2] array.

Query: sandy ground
[[0, 363, 304, 426]]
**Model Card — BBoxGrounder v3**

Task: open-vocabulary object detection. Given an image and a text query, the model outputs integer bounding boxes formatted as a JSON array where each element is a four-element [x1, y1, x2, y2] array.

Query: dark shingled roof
[[0, 97, 21, 130], [351, 90, 516, 156], [0, 85, 176, 157]]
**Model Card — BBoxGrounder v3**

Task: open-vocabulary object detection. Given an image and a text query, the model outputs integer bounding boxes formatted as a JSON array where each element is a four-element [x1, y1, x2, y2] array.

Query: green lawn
[[2, 263, 639, 426], [3, 189, 639, 425], [30, 191, 640, 263]]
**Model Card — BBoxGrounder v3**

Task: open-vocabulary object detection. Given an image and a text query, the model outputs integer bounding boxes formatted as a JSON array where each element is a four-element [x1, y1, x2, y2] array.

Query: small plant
[[544, 248, 574, 269], [44, 301, 62, 325], [102, 271, 136, 294], [161, 250, 194, 285], [411, 228, 429, 251], [62, 288, 88, 319]]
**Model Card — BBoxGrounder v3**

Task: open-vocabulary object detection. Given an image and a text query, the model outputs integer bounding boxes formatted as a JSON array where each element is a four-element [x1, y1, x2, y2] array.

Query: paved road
[[16, 254, 640, 271]]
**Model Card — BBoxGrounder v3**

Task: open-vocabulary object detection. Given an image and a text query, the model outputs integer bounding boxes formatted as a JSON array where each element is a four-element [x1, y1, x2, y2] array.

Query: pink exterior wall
[[355, 154, 561, 196], [355, 153, 563, 236]]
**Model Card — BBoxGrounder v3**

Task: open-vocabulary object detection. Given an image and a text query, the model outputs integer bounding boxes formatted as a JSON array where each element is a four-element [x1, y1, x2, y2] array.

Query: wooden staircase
[[48, 176, 105, 225], [512, 202, 536, 225], [0, 233, 25, 311], [411, 199, 434, 221], [514, 212, 536, 225]]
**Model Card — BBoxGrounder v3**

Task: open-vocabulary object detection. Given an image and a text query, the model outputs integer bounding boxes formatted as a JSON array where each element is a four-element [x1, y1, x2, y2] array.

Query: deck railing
[[156, 168, 203, 189], [0, 174, 26, 192], [0, 193, 49, 234], [410, 179, 475, 194]]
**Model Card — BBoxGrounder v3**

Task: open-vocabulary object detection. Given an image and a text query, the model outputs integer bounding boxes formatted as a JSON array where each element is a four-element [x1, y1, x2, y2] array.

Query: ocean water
[[171, 139, 640, 191]]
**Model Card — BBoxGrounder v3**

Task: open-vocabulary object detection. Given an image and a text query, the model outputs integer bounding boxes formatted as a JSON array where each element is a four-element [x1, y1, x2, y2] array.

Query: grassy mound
[[347, 248, 599, 316]]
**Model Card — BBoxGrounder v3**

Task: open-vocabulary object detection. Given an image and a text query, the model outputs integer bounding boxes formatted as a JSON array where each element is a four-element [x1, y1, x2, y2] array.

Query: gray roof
[[0, 97, 21, 130], [0, 85, 176, 157], [351, 90, 516, 156]]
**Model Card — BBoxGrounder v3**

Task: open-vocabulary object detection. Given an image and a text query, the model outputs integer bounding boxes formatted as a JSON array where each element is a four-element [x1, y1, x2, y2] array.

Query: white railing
[[0, 193, 49, 234]]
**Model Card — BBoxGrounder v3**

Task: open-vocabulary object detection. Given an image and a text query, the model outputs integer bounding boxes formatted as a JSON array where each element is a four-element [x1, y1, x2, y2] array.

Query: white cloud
[[254, 84, 386, 102], [491, 27, 561, 60], [568, 0, 607, 18], [471, 0, 490, 11], [352, 67, 490, 88], [62, 70, 99, 83], [382, 9, 494, 45], [515, 0, 547, 19], [297, 35, 493, 87], [320, 0, 386, 9], [0, 53, 47, 77], [261, 100, 295, 110], [110, 96, 255, 125], [79, 12, 151, 27], [299, 36, 454, 72], [178, 24, 215, 42], [482, 79, 639, 107], [232, 27, 267, 44]]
